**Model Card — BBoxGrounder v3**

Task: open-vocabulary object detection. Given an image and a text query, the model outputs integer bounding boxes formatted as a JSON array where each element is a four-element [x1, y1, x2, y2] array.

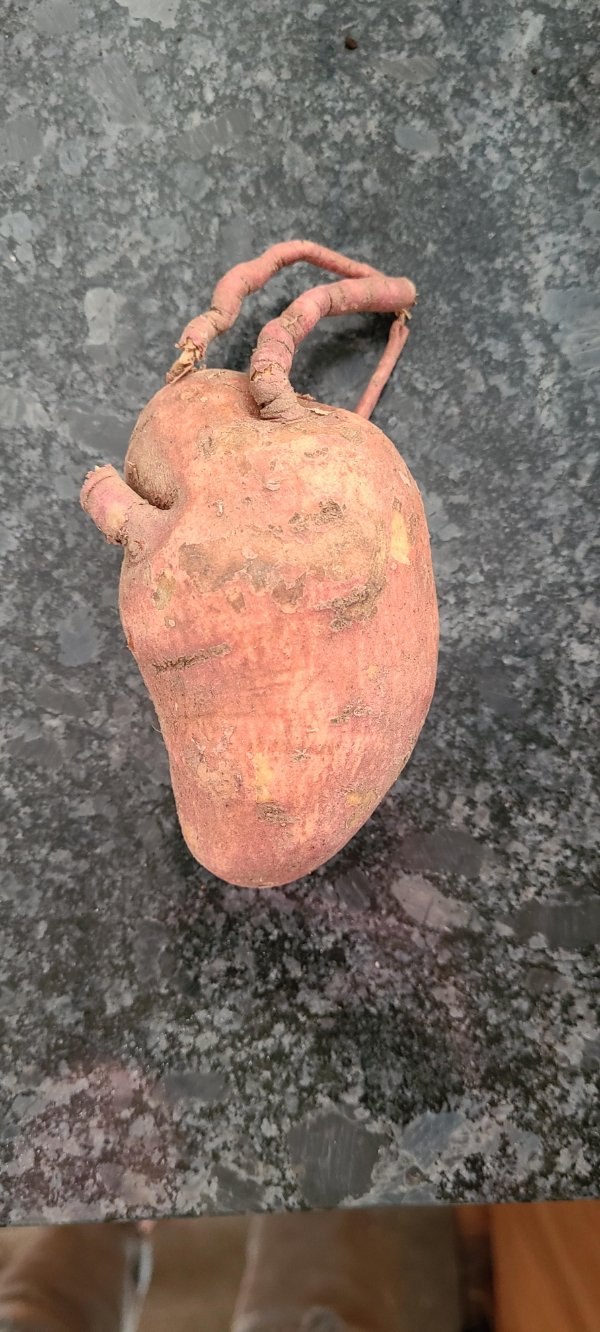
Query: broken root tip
[[166, 337, 202, 384]]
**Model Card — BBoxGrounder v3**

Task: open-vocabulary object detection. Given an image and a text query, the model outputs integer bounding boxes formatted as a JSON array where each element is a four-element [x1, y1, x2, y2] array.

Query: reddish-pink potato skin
[[118, 369, 438, 887]]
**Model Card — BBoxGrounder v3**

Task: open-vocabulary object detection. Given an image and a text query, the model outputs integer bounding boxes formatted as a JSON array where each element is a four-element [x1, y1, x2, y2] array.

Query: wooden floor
[[139, 1216, 248, 1332], [139, 1208, 465, 1332], [0, 1208, 466, 1332]]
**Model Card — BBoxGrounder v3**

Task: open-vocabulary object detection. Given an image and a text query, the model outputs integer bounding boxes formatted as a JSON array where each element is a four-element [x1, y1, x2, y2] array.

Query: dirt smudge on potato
[[345, 788, 376, 808], [196, 432, 217, 459], [257, 801, 295, 826], [272, 574, 306, 608], [317, 522, 387, 630], [289, 499, 344, 531], [179, 511, 387, 613], [179, 542, 245, 589], [153, 570, 176, 609], [330, 703, 372, 724], [336, 425, 363, 445], [246, 558, 276, 590], [153, 642, 231, 671]]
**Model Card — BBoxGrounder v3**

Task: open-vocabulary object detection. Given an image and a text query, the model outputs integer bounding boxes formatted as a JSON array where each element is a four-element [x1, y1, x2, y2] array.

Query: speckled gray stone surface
[[1, 0, 599, 1225]]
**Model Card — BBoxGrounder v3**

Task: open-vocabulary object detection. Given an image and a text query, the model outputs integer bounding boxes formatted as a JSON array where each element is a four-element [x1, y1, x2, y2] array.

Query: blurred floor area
[[1, 1202, 599, 1332], [142, 1207, 463, 1332], [0, 1208, 464, 1332], [139, 1216, 248, 1332], [0, 1216, 248, 1332]]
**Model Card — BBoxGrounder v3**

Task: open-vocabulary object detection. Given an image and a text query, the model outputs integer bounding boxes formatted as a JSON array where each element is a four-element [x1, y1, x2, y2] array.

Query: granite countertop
[[1, 0, 599, 1225]]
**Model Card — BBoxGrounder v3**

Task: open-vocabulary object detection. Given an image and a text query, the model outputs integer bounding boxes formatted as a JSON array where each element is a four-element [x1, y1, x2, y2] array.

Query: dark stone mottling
[[1, 0, 599, 1223], [287, 1112, 388, 1210], [162, 1069, 230, 1105]]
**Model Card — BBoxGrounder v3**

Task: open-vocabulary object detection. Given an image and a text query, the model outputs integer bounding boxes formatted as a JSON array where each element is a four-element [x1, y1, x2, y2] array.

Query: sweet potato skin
[[112, 369, 438, 887]]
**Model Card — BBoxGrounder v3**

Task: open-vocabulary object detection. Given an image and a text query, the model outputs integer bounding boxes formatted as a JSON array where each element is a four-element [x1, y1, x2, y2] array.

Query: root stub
[[167, 240, 417, 421]]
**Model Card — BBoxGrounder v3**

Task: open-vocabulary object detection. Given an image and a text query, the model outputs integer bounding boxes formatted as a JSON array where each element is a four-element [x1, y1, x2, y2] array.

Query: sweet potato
[[81, 242, 438, 887]]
